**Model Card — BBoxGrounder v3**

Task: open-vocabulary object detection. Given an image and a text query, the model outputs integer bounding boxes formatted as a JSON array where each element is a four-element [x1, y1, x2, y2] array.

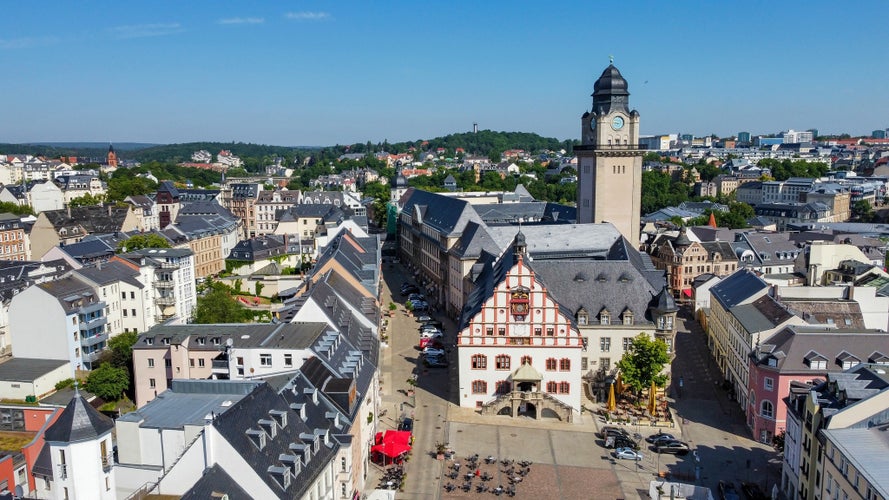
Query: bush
[[55, 378, 76, 391]]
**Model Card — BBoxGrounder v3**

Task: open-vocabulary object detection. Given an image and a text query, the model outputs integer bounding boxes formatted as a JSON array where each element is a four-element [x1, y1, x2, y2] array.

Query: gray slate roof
[[710, 269, 768, 309], [118, 380, 261, 429], [821, 425, 889, 497], [0, 358, 68, 382], [181, 464, 252, 500], [43, 393, 114, 443]]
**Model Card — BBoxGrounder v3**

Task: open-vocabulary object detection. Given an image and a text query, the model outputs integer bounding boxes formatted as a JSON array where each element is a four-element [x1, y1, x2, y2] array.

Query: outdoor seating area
[[442, 453, 532, 497], [601, 375, 674, 427]]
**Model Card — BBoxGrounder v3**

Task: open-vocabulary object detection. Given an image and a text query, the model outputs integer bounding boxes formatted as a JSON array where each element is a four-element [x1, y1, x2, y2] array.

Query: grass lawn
[[0, 431, 36, 451]]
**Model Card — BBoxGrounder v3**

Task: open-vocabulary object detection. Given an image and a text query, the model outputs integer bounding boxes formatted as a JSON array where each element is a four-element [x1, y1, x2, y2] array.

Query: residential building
[[255, 189, 300, 235], [53, 174, 105, 205], [123, 195, 159, 231], [783, 129, 814, 144], [648, 227, 739, 298], [576, 64, 643, 247], [155, 181, 181, 229], [221, 182, 262, 238], [714, 175, 740, 196], [805, 184, 851, 222], [9, 275, 109, 369], [29, 205, 138, 260], [748, 326, 889, 445], [820, 425, 889, 500], [31, 392, 117, 500], [118, 248, 196, 325], [172, 201, 242, 278], [0, 259, 71, 355], [0, 214, 28, 261], [754, 202, 833, 231], [74, 260, 156, 336], [783, 363, 889, 500], [707, 270, 803, 408]]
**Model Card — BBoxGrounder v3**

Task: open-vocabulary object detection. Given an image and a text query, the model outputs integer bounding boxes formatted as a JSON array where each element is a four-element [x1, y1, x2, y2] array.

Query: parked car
[[408, 293, 425, 301], [422, 347, 446, 357], [420, 330, 442, 338], [740, 482, 768, 500], [400, 286, 419, 296], [655, 440, 690, 455], [424, 355, 448, 368], [649, 434, 678, 446], [596, 426, 630, 439], [605, 435, 639, 450], [645, 431, 676, 444], [718, 480, 741, 500], [612, 447, 643, 461], [413, 304, 429, 313], [421, 320, 443, 329], [398, 418, 413, 432], [419, 337, 442, 349], [415, 314, 432, 323]]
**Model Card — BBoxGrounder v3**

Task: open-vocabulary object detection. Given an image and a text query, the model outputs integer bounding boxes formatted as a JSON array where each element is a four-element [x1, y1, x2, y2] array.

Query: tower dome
[[593, 64, 629, 98], [391, 170, 408, 189], [592, 63, 630, 115]]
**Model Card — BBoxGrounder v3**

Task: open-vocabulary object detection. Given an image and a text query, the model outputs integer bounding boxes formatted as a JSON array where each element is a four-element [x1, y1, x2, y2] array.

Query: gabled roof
[[43, 393, 114, 443], [710, 269, 768, 309], [211, 383, 338, 499], [181, 464, 252, 500]]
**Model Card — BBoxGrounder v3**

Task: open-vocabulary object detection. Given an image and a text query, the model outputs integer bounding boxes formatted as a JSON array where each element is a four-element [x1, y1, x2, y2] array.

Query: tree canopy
[[0, 201, 34, 216], [116, 233, 171, 253], [84, 363, 130, 401], [193, 285, 252, 323], [758, 158, 829, 181], [615, 333, 671, 395]]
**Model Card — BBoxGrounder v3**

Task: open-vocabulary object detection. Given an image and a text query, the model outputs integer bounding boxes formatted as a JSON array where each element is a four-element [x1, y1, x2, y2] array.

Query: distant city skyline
[[3, 1, 888, 146]]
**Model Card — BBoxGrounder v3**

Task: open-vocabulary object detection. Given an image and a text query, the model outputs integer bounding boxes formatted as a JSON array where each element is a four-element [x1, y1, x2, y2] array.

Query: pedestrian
[[475, 468, 481, 477]]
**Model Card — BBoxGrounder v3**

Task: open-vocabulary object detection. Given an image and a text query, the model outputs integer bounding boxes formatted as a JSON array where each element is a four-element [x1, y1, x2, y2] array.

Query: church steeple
[[106, 144, 118, 167]]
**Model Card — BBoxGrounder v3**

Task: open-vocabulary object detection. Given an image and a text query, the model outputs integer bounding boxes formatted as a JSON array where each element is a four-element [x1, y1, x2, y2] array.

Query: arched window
[[471, 380, 487, 394], [545, 358, 557, 371], [471, 354, 487, 369], [559, 358, 571, 371], [546, 381, 557, 393], [520, 355, 532, 366], [495, 355, 511, 370], [559, 382, 570, 394], [760, 400, 774, 419]]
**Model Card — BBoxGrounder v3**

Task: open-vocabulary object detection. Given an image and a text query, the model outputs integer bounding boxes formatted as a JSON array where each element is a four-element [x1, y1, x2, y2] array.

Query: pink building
[[747, 325, 889, 444]]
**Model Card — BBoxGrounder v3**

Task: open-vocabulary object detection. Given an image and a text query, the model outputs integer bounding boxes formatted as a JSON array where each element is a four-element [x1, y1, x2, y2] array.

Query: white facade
[[28, 182, 64, 213], [47, 428, 116, 500], [227, 346, 314, 379], [457, 253, 583, 413], [9, 284, 108, 370], [781, 404, 803, 500]]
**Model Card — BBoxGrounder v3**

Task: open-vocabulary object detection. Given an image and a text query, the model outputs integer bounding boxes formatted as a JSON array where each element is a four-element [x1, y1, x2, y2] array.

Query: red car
[[419, 337, 443, 349]]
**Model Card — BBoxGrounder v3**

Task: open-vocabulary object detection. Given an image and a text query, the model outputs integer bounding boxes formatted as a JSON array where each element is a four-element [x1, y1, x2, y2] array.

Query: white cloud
[[285, 11, 330, 21], [0, 36, 59, 50], [107, 23, 184, 39], [218, 17, 265, 25]]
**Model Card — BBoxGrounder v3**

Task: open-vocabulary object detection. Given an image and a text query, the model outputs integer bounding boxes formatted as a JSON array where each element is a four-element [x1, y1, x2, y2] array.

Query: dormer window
[[269, 410, 287, 429], [247, 429, 266, 450], [259, 419, 277, 438], [599, 310, 610, 326], [268, 466, 291, 490], [622, 310, 634, 326], [196, 337, 206, 346], [577, 309, 588, 325], [144, 337, 154, 345], [162, 337, 171, 346]]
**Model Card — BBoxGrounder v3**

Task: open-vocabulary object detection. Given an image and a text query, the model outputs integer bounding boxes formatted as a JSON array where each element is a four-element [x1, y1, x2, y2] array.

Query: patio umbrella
[[606, 382, 616, 412], [648, 380, 657, 417], [616, 373, 623, 394]]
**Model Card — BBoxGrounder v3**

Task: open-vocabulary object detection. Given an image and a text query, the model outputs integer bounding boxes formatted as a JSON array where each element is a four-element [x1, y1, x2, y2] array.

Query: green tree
[[84, 363, 130, 401], [0, 202, 34, 216], [193, 287, 251, 323], [615, 333, 671, 396], [68, 193, 104, 207], [116, 233, 171, 253], [107, 331, 138, 369], [852, 200, 874, 222]]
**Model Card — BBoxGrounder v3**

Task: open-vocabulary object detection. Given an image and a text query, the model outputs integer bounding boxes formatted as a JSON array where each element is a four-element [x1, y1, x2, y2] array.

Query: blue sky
[[3, 1, 888, 146]]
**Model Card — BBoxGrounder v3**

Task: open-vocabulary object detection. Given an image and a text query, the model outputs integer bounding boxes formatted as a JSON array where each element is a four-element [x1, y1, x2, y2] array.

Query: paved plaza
[[372, 262, 782, 499]]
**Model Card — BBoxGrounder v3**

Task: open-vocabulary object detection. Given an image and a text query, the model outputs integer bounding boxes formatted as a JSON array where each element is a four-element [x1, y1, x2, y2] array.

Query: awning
[[682, 289, 692, 298], [370, 430, 412, 458], [511, 361, 543, 382]]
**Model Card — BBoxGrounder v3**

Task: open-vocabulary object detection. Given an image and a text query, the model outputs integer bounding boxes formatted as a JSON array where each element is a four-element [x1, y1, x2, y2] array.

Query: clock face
[[611, 116, 625, 130], [513, 302, 528, 314]]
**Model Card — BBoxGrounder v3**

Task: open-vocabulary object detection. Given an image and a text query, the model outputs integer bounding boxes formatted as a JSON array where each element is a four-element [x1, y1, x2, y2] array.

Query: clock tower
[[575, 63, 643, 247]]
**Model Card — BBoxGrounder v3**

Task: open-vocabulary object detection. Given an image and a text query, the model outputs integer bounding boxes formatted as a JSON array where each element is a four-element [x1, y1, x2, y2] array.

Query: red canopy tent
[[371, 430, 412, 464]]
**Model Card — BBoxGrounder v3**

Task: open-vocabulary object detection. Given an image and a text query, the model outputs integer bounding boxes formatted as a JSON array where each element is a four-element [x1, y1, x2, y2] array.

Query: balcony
[[79, 316, 108, 331], [155, 279, 174, 289], [82, 349, 104, 363], [212, 359, 229, 374], [158, 262, 179, 270], [156, 295, 176, 306], [81, 332, 109, 348], [79, 301, 105, 315]]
